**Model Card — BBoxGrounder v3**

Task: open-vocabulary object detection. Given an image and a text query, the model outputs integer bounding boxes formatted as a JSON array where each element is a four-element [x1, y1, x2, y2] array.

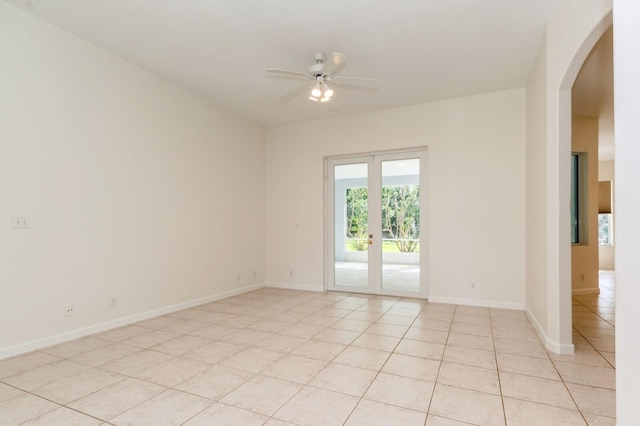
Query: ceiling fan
[[266, 52, 377, 103]]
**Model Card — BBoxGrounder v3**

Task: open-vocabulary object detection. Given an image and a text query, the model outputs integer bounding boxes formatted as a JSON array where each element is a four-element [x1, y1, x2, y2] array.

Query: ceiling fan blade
[[322, 52, 346, 75], [332, 81, 379, 93], [332, 77, 378, 93], [277, 83, 311, 104], [332, 76, 377, 83], [266, 68, 310, 79], [267, 74, 310, 82]]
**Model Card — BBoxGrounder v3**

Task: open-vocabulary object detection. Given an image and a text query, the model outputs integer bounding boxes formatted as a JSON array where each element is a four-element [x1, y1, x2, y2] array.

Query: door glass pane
[[381, 159, 420, 292], [334, 163, 368, 288]]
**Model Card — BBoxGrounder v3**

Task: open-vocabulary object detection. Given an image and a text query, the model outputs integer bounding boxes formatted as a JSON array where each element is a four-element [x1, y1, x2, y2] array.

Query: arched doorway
[[557, 11, 613, 353]]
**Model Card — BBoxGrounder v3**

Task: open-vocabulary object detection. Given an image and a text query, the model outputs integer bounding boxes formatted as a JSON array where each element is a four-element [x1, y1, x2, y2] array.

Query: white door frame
[[324, 148, 428, 298]]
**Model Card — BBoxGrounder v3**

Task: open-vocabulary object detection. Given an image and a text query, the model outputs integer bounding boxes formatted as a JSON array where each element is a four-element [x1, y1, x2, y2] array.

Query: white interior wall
[[0, 3, 266, 357], [598, 160, 615, 270], [525, 39, 549, 333], [613, 0, 640, 421], [524, 0, 612, 354], [266, 89, 526, 308]]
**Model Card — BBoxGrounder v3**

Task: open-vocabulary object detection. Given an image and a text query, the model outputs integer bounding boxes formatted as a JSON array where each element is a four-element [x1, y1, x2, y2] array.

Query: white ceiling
[[572, 27, 613, 118], [5, 0, 570, 127]]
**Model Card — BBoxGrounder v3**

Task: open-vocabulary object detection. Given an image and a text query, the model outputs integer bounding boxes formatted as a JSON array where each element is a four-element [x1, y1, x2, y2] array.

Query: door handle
[[368, 234, 373, 245]]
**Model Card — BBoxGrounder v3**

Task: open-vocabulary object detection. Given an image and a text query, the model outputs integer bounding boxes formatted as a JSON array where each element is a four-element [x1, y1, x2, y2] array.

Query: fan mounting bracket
[[314, 52, 326, 63], [310, 63, 325, 74]]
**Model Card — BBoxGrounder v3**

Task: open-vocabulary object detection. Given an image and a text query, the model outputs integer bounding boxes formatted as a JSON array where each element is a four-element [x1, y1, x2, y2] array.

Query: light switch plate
[[12, 216, 30, 229]]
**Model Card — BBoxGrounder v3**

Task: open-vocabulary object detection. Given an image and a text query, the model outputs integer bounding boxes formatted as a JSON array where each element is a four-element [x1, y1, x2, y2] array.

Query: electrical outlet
[[289, 270, 294, 278], [12, 216, 30, 229], [109, 297, 118, 308], [65, 305, 75, 316], [471, 282, 476, 289], [253, 270, 257, 278]]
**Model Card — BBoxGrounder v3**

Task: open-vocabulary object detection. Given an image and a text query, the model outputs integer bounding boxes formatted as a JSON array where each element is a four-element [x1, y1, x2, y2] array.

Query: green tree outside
[[345, 185, 420, 253], [346, 187, 369, 251]]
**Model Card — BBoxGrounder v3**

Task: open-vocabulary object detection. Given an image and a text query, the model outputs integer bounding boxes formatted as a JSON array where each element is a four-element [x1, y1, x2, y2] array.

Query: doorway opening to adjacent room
[[325, 149, 428, 298]]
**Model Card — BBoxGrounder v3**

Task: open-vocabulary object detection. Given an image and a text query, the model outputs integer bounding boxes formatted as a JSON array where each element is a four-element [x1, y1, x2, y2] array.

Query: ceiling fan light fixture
[[320, 97, 331, 103], [311, 81, 322, 98], [308, 96, 319, 102], [324, 85, 334, 98]]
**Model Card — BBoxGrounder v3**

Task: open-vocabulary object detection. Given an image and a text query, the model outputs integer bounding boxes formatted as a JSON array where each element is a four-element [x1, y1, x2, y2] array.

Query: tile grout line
[[572, 294, 616, 369], [489, 309, 508, 426], [423, 303, 455, 424], [265, 292, 387, 425], [340, 295, 429, 425], [547, 340, 591, 424], [336, 295, 403, 425]]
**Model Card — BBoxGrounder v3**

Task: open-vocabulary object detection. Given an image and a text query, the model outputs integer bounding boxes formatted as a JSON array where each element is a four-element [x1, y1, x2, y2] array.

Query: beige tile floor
[[0, 274, 616, 425]]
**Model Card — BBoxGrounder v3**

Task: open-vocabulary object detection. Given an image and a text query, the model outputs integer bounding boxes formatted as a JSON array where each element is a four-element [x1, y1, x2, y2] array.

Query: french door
[[326, 149, 428, 298]]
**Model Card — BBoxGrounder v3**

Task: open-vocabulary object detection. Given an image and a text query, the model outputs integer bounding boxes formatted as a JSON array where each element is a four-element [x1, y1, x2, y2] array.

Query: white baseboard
[[525, 307, 575, 355], [0, 282, 266, 360], [572, 288, 601, 295], [427, 296, 524, 310], [266, 282, 325, 293], [545, 340, 576, 355]]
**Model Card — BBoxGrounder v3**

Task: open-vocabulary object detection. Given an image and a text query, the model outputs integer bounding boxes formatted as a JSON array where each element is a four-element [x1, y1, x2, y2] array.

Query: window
[[598, 214, 613, 246], [571, 154, 579, 243], [571, 153, 587, 244], [598, 180, 613, 246]]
